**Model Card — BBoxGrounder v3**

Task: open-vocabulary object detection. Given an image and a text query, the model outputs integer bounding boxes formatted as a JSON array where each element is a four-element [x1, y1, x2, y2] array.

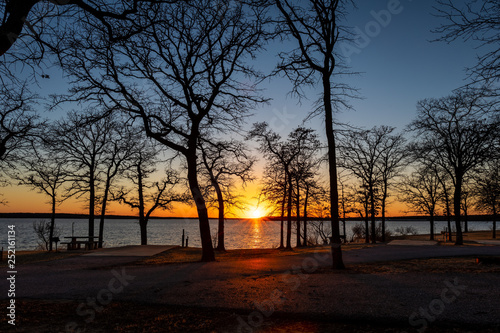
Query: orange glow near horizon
[[2, 180, 412, 218]]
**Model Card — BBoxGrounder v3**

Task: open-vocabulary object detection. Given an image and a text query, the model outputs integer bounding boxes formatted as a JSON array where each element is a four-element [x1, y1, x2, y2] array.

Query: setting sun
[[250, 207, 266, 219]]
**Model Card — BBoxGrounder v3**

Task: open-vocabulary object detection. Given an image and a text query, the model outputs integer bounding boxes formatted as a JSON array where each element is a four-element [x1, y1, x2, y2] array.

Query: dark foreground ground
[[6, 298, 500, 333], [2, 232, 500, 333]]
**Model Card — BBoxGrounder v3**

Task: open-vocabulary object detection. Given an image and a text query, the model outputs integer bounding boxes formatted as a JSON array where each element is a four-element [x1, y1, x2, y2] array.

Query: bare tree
[[249, 122, 299, 250], [114, 145, 187, 245], [375, 127, 408, 242], [259, 159, 287, 248], [338, 127, 387, 244], [54, 1, 268, 262], [409, 88, 499, 245], [289, 127, 321, 247], [475, 161, 500, 238], [17, 142, 68, 251], [0, 0, 178, 58], [52, 111, 116, 246], [460, 180, 474, 233], [433, 0, 500, 85], [96, 123, 137, 248], [0, 79, 39, 169], [399, 166, 441, 240], [199, 139, 255, 251], [302, 177, 326, 246], [274, 0, 356, 268]]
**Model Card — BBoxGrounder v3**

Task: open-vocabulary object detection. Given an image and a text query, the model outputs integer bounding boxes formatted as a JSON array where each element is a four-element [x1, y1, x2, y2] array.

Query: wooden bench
[[62, 236, 99, 251]]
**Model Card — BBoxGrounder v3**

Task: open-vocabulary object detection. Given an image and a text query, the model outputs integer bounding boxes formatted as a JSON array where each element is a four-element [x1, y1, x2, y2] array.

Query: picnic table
[[61, 236, 99, 251]]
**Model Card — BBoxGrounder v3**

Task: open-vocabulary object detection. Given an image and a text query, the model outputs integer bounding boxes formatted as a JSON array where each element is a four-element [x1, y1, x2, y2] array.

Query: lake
[[0, 217, 496, 251]]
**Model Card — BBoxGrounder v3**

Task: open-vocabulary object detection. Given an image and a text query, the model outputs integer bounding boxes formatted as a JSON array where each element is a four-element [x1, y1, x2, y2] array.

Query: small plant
[[352, 222, 393, 242], [351, 223, 366, 242], [394, 225, 418, 236], [33, 220, 61, 251], [211, 228, 218, 249]]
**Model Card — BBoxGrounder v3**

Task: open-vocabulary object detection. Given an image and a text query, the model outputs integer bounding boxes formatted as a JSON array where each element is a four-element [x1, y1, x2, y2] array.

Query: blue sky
[[36, 0, 482, 139], [249, 0, 483, 139], [4, 0, 490, 215]]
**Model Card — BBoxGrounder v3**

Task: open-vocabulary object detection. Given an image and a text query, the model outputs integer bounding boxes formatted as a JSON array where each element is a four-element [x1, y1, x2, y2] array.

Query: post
[[182, 229, 185, 248], [186, 236, 189, 248]]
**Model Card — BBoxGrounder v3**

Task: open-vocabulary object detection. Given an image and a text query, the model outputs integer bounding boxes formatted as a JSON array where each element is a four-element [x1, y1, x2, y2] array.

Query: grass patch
[[400, 230, 498, 245], [314, 256, 500, 275], [137, 243, 376, 265]]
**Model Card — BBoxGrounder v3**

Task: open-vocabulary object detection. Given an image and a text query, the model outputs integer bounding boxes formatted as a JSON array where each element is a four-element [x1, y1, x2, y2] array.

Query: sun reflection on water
[[251, 219, 262, 248]]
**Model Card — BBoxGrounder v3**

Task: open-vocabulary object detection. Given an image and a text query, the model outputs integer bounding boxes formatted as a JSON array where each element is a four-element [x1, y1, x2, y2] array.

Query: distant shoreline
[[0, 212, 496, 221]]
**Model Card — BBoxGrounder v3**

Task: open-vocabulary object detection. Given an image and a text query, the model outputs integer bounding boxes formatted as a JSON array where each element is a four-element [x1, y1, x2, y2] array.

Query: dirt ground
[[5, 299, 500, 333], [3, 230, 500, 332]]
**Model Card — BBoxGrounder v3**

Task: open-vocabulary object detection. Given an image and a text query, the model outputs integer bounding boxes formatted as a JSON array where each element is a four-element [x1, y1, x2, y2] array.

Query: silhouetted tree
[[52, 111, 116, 246], [259, 159, 287, 248], [0, 0, 177, 58], [274, 0, 356, 268], [199, 139, 255, 251], [377, 127, 408, 242], [114, 145, 187, 245], [460, 181, 474, 233], [400, 166, 441, 240], [433, 0, 500, 84], [17, 142, 68, 251], [289, 127, 321, 247], [409, 88, 500, 245], [97, 123, 137, 248], [249, 122, 299, 250], [339, 127, 389, 244], [55, 1, 268, 261], [0, 79, 39, 170], [475, 161, 500, 238], [301, 177, 326, 246]]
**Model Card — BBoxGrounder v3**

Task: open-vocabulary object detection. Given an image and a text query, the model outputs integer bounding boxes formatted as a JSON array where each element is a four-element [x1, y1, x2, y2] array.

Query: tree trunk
[[286, 170, 293, 250], [138, 164, 147, 245], [89, 167, 95, 246], [444, 187, 453, 242], [364, 199, 369, 244], [139, 218, 148, 245], [341, 184, 346, 239], [98, 178, 111, 248], [303, 186, 309, 247], [463, 205, 468, 233], [323, 76, 344, 269], [381, 181, 388, 242], [453, 174, 463, 245], [279, 175, 286, 249], [493, 207, 497, 239], [295, 177, 301, 247], [49, 195, 56, 252], [187, 153, 215, 261], [370, 184, 376, 244], [0, 0, 39, 57], [429, 212, 434, 241], [214, 181, 225, 251]]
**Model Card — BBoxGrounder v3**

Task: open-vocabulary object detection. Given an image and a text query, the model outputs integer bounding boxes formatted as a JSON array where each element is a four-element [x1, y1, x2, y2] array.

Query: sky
[[0, 0, 487, 218]]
